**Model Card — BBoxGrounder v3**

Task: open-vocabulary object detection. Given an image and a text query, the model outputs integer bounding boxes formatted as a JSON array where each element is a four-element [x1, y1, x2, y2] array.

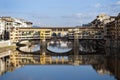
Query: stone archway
[[52, 32, 57, 37]]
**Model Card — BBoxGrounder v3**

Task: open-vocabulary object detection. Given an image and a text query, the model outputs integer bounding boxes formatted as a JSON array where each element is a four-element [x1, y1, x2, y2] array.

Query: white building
[[13, 18, 32, 28], [96, 14, 115, 24], [91, 14, 116, 28], [0, 16, 32, 40]]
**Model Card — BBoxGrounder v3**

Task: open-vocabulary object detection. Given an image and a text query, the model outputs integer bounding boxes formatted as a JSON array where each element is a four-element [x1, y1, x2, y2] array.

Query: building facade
[[104, 13, 120, 49], [90, 14, 116, 28], [0, 17, 32, 40], [10, 27, 104, 43], [9, 13, 120, 43]]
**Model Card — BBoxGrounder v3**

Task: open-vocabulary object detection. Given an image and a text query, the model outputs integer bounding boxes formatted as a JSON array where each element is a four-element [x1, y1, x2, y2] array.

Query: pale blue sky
[[0, 0, 120, 27]]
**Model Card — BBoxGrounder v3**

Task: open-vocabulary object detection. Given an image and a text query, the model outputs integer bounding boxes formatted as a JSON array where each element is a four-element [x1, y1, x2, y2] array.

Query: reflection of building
[[93, 64, 111, 75], [9, 51, 107, 65], [0, 58, 6, 75], [9, 51, 69, 65], [0, 49, 119, 80], [106, 57, 120, 80]]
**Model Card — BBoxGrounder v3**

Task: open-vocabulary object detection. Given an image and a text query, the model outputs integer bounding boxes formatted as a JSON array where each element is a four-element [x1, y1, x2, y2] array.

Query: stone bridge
[[10, 27, 104, 43]]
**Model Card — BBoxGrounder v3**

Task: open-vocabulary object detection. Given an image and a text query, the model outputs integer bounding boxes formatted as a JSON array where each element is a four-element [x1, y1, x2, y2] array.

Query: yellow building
[[10, 27, 104, 43]]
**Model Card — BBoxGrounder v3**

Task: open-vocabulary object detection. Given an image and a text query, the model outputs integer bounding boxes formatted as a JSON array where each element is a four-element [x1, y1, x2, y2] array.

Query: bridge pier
[[73, 30, 80, 64], [39, 30, 49, 64], [73, 39, 79, 65], [40, 40, 47, 55], [73, 29, 79, 63], [49, 56, 52, 64], [55, 57, 58, 64], [61, 56, 65, 64], [74, 29, 79, 55], [40, 53, 46, 64], [74, 39, 79, 55], [40, 30, 47, 55]]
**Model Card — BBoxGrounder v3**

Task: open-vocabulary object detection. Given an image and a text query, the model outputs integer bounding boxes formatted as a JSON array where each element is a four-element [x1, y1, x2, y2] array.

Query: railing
[[68, 35, 103, 39]]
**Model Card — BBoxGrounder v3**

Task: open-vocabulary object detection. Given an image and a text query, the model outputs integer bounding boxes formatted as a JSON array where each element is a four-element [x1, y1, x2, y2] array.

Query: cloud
[[61, 15, 78, 19], [111, 1, 120, 6], [32, 15, 53, 19], [61, 12, 99, 26], [61, 13, 97, 20], [107, 1, 120, 15], [61, 13, 84, 19], [32, 12, 100, 26], [116, 1, 120, 5], [94, 3, 101, 8]]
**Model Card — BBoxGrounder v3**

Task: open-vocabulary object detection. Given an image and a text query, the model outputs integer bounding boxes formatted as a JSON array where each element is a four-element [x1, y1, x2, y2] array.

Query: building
[[0, 17, 14, 40], [90, 14, 116, 28], [10, 27, 73, 43], [105, 13, 120, 39], [104, 13, 120, 48], [10, 27, 104, 43], [0, 17, 32, 40], [13, 18, 32, 28]]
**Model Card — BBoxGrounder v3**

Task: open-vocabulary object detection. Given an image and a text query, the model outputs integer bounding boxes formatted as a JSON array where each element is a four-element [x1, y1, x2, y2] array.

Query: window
[[58, 28, 62, 31], [52, 29, 56, 31], [64, 28, 68, 31]]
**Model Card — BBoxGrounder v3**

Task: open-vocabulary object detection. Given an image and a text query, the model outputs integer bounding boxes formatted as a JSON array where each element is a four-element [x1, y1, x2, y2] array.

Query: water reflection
[[0, 39, 119, 80], [19, 41, 40, 52], [47, 40, 72, 53], [19, 44, 40, 52], [0, 50, 119, 80]]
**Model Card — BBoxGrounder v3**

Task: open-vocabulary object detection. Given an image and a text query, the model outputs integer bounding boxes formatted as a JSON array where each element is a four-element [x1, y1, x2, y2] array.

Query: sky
[[0, 0, 120, 27]]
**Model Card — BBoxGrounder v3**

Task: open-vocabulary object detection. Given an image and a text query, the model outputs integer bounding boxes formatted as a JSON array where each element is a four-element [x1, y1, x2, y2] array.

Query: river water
[[0, 40, 119, 80]]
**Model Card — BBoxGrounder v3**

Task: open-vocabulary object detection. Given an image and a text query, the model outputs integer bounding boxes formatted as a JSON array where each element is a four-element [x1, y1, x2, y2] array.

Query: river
[[0, 40, 119, 80]]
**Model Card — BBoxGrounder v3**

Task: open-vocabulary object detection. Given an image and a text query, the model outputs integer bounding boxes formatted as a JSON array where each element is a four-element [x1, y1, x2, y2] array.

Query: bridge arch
[[16, 39, 40, 54], [16, 39, 74, 56], [52, 32, 57, 37]]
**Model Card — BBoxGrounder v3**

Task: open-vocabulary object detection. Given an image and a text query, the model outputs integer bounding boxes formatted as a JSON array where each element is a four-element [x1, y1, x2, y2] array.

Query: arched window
[[58, 33, 61, 37], [52, 32, 57, 37]]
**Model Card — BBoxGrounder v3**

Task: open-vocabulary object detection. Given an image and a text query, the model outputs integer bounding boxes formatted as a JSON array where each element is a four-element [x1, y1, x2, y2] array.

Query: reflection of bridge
[[0, 52, 10, 75], [9, 50, 106, 66], [16, 39, 74, 56], [0, 51, 11, 58], [7, 51, 120, 80], [10, 27, 105, 55], [0, 50, 119, 80], [0, 50, 11, 75]]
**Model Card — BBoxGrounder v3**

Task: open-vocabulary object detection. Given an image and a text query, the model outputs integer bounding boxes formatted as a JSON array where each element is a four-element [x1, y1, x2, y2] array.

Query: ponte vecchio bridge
[[10, 27, 104, 42], [10, 27, 106, 56]]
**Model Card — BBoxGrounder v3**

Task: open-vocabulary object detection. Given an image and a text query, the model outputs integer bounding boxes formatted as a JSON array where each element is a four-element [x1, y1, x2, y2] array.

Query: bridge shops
[[10, 27, 104, 43]]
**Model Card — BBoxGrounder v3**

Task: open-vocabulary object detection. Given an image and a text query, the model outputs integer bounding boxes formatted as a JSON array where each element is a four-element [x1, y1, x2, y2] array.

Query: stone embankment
[[0, 40, 16, 53]]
